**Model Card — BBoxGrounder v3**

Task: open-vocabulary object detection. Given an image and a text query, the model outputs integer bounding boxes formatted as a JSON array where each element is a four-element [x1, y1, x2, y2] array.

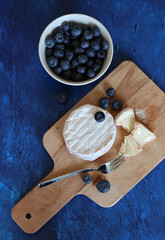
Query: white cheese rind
[[119, 135, 142, 157], [63, 104, 117, 161]]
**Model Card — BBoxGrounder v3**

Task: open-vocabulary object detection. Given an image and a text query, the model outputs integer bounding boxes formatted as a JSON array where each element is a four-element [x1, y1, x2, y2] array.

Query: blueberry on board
[[53, 66, 62, 75], [93, 64, 101, 73], [112, 100, 122, 110], [47, 56, 58, 68], [95, 58, 103, 66], [97, 50, 107, 59], [81, 40, 90, 49], [96, 180, 110, 193], [65, 48, 74, 61], [61, 21, 69, 32], [106, 88, 116, 97], [60, 59, 70, 71], [75, 47, 84, 55], [92, 26, 101, 37], [74, 73, 84, 81], [46, 48, 53, 57], [56, 92, 68, 104], [83, 174, 92, 184], [45, 37, 55, 48], [55, 44, 65, 51], [85, 48, 95, 58], [71, 25, 82, 37], [87, 69, 95, 78], [72, 40, 80, 48], [94, 111, 105, 122], [62, 70, 71, 79], [84, 30, 93, 40], [101, 40, 109, 50], [55, 32, 64, 43], [76, 65, 86, 74], [91, 40, 100, 51], [99, 97, 110, 109], [63, 34, 70, 44], [86, 59, 93, 69], [71, 58, 79, 69], [54, 26, 64, 35], [53, 49, 64, 59], [78, 54, 88, 64]]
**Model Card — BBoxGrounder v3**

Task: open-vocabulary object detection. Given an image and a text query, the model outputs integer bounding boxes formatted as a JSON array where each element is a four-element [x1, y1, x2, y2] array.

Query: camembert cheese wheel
[[63, 104, 117, 161]]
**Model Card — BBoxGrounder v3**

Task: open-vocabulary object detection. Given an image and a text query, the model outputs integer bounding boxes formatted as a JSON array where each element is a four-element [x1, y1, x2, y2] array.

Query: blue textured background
[[0, 0, 165, 239]]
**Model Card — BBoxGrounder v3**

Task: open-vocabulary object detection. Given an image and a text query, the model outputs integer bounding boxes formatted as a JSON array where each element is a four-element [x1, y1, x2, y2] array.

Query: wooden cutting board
[[11, 61, 165, 234]]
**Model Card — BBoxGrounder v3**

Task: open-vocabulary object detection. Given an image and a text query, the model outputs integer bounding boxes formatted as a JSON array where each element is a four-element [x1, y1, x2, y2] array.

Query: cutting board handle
[[11, 171, 83, 234]]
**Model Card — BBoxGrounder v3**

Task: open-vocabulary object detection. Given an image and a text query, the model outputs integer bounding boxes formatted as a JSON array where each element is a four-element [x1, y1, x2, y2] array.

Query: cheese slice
[[130, 122, 156, 146], [115, 107, 135, 132], [119, 135, 142, 157], [63, 104, 117, 161]]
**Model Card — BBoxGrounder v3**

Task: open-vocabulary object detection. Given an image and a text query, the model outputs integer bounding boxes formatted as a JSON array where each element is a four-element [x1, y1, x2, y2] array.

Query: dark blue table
[[0, 0, 165, 239]]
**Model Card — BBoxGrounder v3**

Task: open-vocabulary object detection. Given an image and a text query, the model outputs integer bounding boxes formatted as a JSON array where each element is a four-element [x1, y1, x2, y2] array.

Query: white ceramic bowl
[[38, 14, 113, 86]]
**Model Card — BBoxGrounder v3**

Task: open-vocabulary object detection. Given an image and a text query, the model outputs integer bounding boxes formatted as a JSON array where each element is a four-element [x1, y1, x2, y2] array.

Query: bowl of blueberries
[[39, 14, 113, 86]]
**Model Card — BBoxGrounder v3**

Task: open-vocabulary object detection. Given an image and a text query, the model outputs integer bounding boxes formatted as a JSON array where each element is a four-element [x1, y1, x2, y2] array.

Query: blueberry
[[70, 70, 77, 80], [95, 36, 102, 45], [91, 40, 100, 51], [94, 111, 105, 122], [76, 65, 86, 74], [60, 59, 70, 71], [83, 174, 92, 184], [101, 40, 109, 50], [85, 48, 95, 58], [53, 66, 62, 75], [70, 35, 77, 40], [74, 73, 84, 81], [92, 26, 101, 37], [53, 49, 64, 59], [96, 180, 110, 193], [78, 54, 88, 64], [69, 22, 75, 31], [54, 26, 64, 35], [75, 47, 84, 55], [95, 58, 103, 66], [71, 25, 82, 37], [86, 59, 93, 69], [71, 58, 79, 69], [63, 34, 70, 44], [61, 21, 69, 32], [81, 40, 90, 49], [55, 44, 65, 51], [56, 92, 68, 104], [82, 25, 90, 32], [46, 48, 53, 57], [99, 97, 110, 108], [72, 40, 80, 48], [97, 50, 107, 59], [112, 100, 122, 110], [55, 32, 64, 43], [87, 69, 95, 78], [84, 30, 93, 40], [47, 56, 58, 68], [45, 37, 55, 48], [62, 70, 71, 79], [65, 48, 74, 61], [106, 88, 116, 97], [93, 64, 101, 73]]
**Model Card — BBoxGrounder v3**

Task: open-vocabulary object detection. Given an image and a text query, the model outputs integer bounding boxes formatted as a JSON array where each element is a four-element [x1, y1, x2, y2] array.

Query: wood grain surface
[[11, 61, 165, 233]]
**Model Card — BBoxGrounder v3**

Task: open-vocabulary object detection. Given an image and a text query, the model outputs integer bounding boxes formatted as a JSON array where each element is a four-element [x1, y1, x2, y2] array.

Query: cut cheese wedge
[[119, 135, 142, 157], [115, 107, 135, 132], [130, 122, 156, 147]]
